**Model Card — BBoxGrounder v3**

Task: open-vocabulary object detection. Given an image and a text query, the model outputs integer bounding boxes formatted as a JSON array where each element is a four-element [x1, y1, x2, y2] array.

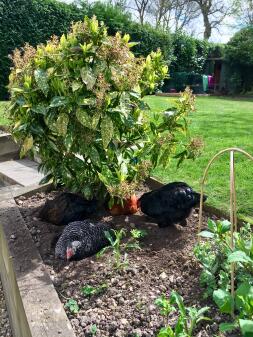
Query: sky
[[59, 0, 238, 43]]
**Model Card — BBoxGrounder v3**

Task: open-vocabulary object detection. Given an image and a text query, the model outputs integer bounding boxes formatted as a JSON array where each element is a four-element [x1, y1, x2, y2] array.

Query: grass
[[144, 95, 253, 219], [1, 96, 253, 218], [0, 101, 10, 125]]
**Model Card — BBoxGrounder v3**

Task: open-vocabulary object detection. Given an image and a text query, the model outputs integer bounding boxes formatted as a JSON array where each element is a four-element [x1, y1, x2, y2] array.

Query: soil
[[16, 190, 237, 337], [0, 280, 12, 337]]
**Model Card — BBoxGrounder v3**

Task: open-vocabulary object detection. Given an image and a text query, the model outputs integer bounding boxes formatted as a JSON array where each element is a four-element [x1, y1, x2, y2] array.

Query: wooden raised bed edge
[[0, 183, 76, 337]]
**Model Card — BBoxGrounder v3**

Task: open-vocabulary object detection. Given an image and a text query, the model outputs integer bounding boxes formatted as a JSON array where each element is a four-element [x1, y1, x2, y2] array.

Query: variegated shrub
[[8, 16, 197, 200]]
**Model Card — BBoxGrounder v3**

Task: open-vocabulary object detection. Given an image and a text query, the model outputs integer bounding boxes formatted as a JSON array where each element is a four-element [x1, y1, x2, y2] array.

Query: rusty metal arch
[[198, 147, 253, 314]]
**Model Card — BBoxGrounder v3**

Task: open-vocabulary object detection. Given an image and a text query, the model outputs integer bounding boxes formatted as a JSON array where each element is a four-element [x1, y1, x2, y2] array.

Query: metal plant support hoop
[[198, 147, 253, 316]]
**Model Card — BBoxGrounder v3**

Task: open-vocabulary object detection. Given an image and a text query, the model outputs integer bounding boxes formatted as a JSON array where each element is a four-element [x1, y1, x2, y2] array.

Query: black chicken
[[39, 192, 98, 226], [55, 220, 111, 261], [138, 182, 207, 227]]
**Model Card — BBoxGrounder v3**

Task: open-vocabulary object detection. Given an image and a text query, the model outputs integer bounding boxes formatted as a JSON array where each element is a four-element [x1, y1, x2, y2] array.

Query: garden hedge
[[0, 0, 82, 99], [1, 0, 217, 100], [225, 26, 253, 92]]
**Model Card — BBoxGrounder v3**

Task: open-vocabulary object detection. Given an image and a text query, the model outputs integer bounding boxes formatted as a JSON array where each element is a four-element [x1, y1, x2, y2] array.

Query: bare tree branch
[[190, 0, 236, 39], [148, 0, 200, 32], [132, 0, 151, 24]]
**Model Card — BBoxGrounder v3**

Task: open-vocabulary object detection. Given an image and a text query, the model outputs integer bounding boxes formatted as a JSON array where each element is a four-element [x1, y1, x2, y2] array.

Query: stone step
[[0, 159, 44, 187], [0, 184, 22, 201], [0, 132, 19, 158]]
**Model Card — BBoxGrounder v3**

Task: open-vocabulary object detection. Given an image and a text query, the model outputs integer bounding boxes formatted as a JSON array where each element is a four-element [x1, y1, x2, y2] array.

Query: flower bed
[[15, 188, 237, 337]]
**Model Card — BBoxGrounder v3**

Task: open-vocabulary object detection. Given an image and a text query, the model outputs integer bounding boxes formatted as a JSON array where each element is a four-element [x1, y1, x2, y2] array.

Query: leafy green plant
[[64, 299, 80, 314], [194, 219, 231, 297], [155, 291, 210, 337], [213, 282, 253, 336], [155, 294, 174, 324], [8, 16, 198, 202], [81, 283, 108, 297], [90, 324, 97, 335], [97, 228, 142, 269], [195, 219, 253, 336]]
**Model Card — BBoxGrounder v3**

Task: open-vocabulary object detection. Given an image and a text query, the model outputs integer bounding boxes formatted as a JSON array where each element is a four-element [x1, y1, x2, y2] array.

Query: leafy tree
[[225, 26, 253, 92], [171, 31, 209, 73]]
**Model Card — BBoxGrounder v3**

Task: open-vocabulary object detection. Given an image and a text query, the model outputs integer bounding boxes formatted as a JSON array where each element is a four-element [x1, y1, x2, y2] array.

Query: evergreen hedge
[[1, 0, 214, 99], [0, 0, 81, 99]]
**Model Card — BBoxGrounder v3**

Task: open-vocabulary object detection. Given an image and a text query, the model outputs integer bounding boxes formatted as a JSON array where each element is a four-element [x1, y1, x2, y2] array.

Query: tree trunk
[[203, 11, 211, 39]]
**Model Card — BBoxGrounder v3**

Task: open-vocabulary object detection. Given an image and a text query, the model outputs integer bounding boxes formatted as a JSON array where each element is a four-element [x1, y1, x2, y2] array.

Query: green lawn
[[1, 96, 253, 219], [145, 95, 253, 220], [0, 101, 10, 125]]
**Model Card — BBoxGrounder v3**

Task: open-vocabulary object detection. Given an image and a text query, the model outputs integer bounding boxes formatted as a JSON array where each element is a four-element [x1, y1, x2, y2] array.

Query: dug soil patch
[[17, 190, 236, 337]]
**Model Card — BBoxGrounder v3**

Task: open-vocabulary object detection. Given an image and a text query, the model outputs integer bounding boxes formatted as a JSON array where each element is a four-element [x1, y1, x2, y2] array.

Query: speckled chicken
[[55, 220, 112, 261], [138, 182, 207, 227]]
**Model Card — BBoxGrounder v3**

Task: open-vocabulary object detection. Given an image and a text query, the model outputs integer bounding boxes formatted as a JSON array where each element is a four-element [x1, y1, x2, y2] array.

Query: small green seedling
[[64, 299, 80, 314], [156, 291, 210, 337], [97, 228, 142, 270], [155, 294, 175, 324], [81, 283, 108, 297], [90, 324, 97, 335]]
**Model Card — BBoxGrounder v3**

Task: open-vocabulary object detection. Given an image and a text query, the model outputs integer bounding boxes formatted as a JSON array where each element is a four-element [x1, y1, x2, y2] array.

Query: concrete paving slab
[[0, 159, 44, 187]]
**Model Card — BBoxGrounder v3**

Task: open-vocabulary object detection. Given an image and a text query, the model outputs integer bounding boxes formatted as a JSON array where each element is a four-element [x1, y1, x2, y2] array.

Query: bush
[[171, 31, 209, 73], [8, 17, 197, 201], [226, 27, 253, 67], [0, 0, 82, 99], [225, 27, 253, 92], [163, 71, 203, 93]]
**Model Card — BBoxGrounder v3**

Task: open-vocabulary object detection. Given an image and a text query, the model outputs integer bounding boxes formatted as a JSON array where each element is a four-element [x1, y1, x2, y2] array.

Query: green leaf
[[76, 108, 100, 130], [170, 291, 186, 317], [228, 251, 252, 264], [34, 69, 49, 96], [49, 96, 67, 108], [207, 219, 216, 232], [31, 104, 48, 115], [219, 322, 238, 332], [11, 87, 24, 93], [90, 324, 97, 335], [198, 230, 215, 238], [55, 113, 69, 136], [80, 67, 96, 90], [157, 326, 175, 337], [213, 289, 233, 314], [89, 146, 101, 166], [239, 319, 253, 337], [81, 285, 96, 297], [39, 173, 53, 185], [104, 230, 115, 246], [72, 81, 82, 92], [20, 136, 33, 157], [235, 282, 253, 310], [91, 111, 101, 129], [101, 116, 113, 149], [64, 299, 79, 314], [76, 108, 91, 127], [219, 220, 231, 233]]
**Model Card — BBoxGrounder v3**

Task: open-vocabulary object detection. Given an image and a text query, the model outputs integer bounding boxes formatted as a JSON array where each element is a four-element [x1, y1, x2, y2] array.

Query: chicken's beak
[[66, 247, 73, 261]]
